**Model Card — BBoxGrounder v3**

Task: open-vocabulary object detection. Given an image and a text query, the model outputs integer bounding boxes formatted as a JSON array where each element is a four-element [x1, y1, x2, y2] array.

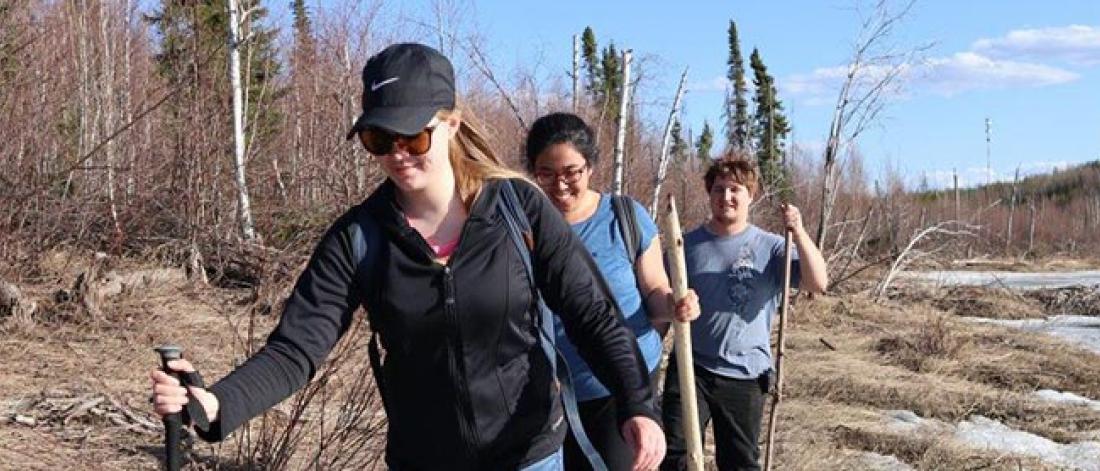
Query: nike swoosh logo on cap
[[371, 77, 399, 91]]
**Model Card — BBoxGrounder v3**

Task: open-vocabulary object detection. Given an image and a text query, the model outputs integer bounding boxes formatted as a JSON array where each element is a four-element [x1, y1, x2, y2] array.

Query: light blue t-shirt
[[683, 224, 801, 380], [554, 194, 662, 401]]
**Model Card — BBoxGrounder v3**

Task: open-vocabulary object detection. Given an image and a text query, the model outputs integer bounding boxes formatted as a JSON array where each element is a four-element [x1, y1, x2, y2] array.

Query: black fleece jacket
[[198, 178, 656, 469]]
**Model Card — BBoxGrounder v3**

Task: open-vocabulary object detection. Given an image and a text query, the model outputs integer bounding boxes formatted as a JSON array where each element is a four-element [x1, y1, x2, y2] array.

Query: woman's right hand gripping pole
[[150, 358, 220, 424]]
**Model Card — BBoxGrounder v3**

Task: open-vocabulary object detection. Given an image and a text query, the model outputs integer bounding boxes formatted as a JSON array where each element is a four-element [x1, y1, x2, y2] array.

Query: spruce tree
[[291, 0, 314, 59], [724, 20, 750, 151], [581, 27, 599, 95], [599, 42, 623, 121], [696, 121, 714, 161], [0, 3, 21, 83], [152, 0, 283, 143], [750, 48, 791, 197], [670, 120, 687, 160]]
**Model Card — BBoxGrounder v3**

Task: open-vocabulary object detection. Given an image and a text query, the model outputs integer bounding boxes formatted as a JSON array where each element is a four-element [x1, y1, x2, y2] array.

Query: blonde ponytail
[[439, 109, 533, 207]]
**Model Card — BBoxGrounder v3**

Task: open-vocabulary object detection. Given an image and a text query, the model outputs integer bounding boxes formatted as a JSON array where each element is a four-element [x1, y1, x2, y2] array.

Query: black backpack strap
[[349, 207, 390, 412], [611, 195, 643, 262], [498, 180, 609, 471]]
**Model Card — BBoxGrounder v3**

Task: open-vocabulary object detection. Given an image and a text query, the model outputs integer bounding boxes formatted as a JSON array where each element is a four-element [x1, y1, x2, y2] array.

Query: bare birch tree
[[650, 67, 689, 217], [815, 0, 928, 251], [228, 0, 257, 241], [611, 49, 632, 196]]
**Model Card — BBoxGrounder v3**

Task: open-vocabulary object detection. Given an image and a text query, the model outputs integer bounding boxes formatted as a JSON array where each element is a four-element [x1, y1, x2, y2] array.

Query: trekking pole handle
[[155, 345, 184, 471]]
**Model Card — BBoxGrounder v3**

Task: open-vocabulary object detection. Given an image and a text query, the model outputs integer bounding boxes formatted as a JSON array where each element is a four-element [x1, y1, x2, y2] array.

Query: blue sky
[[272, 0, 1100, 189]]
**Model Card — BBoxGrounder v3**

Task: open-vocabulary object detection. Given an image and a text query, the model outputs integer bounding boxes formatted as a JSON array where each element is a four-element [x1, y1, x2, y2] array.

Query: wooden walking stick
[[763, 225, 794, 471], [662, 196, 704, 471]]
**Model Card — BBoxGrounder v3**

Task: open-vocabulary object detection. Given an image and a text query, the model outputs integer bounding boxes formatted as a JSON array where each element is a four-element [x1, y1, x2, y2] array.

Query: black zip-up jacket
[[198, 178, 657, 469]]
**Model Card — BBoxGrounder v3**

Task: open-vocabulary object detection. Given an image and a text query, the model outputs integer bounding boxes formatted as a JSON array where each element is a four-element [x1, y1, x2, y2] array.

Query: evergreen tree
[[670, 119, 687, 160], [291, 0, 314, 60], [724, 20, 750, 151], [149, 0, 284, 232], [0, 2, 21, 83], [696, 120, 714, 161], [581, 26, 599, 95], [152, 0, 284, 143], [750, 48, 791, 197], [579, 27, 626, 122], [599, 42, 623, 120]]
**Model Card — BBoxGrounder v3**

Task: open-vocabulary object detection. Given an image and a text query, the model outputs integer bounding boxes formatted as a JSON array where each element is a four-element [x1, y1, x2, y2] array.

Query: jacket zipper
[[443, 265, 482, 462]]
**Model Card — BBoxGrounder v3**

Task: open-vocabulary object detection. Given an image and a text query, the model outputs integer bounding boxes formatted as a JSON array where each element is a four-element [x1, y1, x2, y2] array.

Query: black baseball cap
[[345, 43, 456, 140]]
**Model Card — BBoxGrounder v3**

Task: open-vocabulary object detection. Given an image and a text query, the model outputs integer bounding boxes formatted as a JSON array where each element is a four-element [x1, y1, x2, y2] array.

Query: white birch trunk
[[228, 0, 256, 241], [649, 67, 689, 217], [98, 1, 122, 236], [611, 49, 632, 196], [123, 0, 135, 201]]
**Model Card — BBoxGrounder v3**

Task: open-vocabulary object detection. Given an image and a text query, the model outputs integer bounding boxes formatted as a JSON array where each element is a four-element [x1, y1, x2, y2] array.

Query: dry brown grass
[[873, 314, 966, 372], [4, 257, 1100, 470], [891, 284, 1047, 320], [767, 293, 1100, 469], [1, 251, 388, 470]]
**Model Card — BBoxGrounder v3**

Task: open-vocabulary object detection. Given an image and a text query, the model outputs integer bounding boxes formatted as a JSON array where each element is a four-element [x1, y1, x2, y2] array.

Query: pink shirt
[[407, 215, 460, 258], [429, 237, 459, 258]]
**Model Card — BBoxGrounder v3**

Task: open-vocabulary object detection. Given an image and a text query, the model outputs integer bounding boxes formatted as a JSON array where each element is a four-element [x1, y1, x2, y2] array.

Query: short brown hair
[[704, 157, 760, 197]]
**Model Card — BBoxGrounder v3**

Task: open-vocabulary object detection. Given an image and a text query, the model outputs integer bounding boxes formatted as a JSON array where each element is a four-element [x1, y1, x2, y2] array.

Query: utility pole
[[985, 118, 992, 186], [953, 168, 960, 222], [1006, 165, 1019, 254]]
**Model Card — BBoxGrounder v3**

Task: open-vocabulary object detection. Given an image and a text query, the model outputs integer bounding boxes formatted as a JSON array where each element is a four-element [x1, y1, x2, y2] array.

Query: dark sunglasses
[[358, 125, 436, 156]]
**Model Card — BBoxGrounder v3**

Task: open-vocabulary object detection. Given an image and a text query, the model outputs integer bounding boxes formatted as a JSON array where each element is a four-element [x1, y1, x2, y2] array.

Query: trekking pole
[[763, 225, 793, 471], [155, 345, 184, 471], [662, 196, 704, 471]]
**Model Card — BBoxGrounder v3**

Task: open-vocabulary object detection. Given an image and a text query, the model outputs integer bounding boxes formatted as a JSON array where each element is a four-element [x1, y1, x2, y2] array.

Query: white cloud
[[923, 52, 1079, 96], [688, 75, 729, 93], [783, 66, 846, 104], [782, 51, 1078, 104], [783, 62, 910, 105], [972, 25, 1100, 66], [782, 24, 1092, 106]]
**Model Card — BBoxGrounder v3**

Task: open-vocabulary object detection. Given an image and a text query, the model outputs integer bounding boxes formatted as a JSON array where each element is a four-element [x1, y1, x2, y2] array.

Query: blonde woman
[[149, 43, 664, 470]]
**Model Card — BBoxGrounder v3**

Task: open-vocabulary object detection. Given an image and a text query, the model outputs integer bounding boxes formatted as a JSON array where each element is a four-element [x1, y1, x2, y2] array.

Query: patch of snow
[[882, 410, 950, 435], [965, 315, 1100, 355], [901, 270, 1100, 290], [1034, 389, 1100, 412], [955, 415, 1100, 471], [880, 410, 1100, 470], [884, 410, 925, 428], [859, 451, 915, 471]]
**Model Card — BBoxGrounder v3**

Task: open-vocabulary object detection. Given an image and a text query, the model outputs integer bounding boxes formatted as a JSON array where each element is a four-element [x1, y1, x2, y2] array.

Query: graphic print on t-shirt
[[727, 245, 756, 310]]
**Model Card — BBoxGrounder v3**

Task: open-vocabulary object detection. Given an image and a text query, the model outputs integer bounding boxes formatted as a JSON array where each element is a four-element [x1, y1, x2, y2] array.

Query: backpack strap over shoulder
[[611, 195, 643, 262], [497, 180, 609, 471], [348, 206, 390, 412]]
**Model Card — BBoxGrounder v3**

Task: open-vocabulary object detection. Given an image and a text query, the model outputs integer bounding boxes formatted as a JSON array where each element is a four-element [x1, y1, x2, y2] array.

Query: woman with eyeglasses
[[525, 113, 700, 471], [149, 43, 665, 471]]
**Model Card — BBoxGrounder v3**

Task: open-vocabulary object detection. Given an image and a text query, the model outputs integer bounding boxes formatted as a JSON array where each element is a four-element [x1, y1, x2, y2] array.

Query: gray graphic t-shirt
[[683, 224, 800, 379]]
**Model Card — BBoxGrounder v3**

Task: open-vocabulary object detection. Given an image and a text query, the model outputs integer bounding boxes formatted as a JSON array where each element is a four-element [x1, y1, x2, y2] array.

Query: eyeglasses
[[534, 164, 588, 186], [358, 125, 436, 156]]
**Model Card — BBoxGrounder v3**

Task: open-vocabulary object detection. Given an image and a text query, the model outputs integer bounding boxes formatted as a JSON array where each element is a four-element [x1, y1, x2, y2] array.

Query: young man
[[661, 158, 828, 471]]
